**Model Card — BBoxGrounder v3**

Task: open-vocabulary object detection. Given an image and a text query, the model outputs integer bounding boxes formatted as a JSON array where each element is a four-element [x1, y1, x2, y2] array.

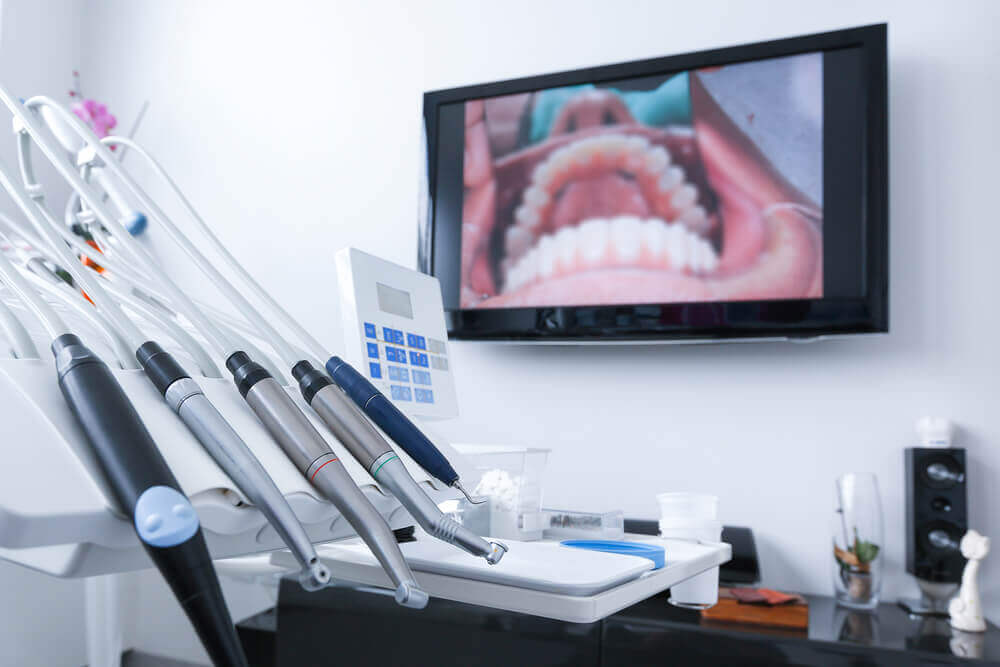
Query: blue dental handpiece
[[325, 355, 481, 503]]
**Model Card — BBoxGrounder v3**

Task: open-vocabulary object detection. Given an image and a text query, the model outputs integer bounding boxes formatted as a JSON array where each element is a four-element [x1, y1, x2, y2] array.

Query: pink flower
[[71, 98, 117, 138]]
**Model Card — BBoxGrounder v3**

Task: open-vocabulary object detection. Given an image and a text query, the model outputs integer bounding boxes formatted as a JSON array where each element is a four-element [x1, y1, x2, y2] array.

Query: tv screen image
[[422, 25, 887, 341], [460, 53, 823, 309]]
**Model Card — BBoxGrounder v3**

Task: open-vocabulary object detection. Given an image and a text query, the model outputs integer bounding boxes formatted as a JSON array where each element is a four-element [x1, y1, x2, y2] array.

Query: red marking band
[[310, 457, 339, 481]]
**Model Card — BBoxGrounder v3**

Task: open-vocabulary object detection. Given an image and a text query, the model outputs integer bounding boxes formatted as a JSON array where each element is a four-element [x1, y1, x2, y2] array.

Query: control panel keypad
[[363, 321, 449, 405]]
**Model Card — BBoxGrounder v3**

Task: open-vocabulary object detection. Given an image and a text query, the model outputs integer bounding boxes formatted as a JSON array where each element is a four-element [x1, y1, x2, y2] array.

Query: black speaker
[[904, 447, 967, 582]]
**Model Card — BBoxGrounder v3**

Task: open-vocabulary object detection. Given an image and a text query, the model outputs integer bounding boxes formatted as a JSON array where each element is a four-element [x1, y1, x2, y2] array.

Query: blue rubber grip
[[326, 356, 458, 486]]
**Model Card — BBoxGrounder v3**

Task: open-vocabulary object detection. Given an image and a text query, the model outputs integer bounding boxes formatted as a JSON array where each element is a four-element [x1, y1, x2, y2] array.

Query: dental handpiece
[[325, 356, 481, 503], [52, 334, 248, 667], [226, 352, 428, 609], [293, 361, 506, 564], [136, 342, 331, 591]]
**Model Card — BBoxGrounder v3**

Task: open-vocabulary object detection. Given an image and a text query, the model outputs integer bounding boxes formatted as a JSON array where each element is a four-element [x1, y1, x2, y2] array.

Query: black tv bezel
[[420, 24, 888, 342]]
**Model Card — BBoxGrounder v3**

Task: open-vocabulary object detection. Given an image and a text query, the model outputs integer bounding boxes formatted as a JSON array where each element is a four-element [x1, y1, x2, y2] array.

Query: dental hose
[[0, 121, 332, 593], [294, 361, 507, 564], [12, 103, 427, 602], [91, 135, 484, 504], [0, 208, 246, 665]]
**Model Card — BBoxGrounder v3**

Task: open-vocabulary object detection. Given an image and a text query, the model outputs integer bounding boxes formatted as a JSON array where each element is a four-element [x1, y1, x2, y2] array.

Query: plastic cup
[[656, 492, 719, 521]]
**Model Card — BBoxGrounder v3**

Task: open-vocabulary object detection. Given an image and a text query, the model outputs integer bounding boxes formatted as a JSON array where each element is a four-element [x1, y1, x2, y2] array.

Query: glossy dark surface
[[420, 24, 889, 342], [240, 583, 1000, 666]]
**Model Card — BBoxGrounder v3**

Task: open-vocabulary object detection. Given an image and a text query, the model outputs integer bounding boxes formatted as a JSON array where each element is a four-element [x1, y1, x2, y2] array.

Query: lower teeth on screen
[[502, 216, 719, 293]]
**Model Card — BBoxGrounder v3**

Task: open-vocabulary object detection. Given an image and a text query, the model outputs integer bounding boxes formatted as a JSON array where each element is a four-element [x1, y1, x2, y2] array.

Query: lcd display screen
[[422, 25, 887, 341], [376, 282, 414, 319]]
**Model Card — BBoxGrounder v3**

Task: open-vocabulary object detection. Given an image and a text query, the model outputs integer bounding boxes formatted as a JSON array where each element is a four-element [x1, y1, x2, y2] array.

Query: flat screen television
[[419, 24, 887, 342]]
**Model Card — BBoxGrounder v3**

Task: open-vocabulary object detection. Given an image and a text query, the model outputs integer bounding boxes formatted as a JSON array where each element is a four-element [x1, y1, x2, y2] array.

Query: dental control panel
[[336, 248, 458, 419]]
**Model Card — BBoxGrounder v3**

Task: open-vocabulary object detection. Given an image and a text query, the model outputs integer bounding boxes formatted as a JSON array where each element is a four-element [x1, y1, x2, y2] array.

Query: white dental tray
[[271, 535, 731, 623], [304, 538, 653, 596]]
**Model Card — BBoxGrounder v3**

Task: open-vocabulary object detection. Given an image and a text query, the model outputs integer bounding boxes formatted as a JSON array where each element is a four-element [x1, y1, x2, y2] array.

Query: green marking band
[[372, 455, 399, 479]]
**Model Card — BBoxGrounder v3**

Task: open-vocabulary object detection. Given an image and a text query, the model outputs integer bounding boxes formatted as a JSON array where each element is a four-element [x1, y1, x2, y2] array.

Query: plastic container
[[452, 445, 550, 541], [657, 492, 719, 521], [657, 492, 721, 609]]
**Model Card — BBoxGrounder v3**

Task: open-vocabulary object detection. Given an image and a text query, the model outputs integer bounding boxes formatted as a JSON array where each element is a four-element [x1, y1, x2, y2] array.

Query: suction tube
[[136, 342, 330, 591], [294, 361, 506, 564], [52, 334, 247, 667], [225, 352, 427, 609]]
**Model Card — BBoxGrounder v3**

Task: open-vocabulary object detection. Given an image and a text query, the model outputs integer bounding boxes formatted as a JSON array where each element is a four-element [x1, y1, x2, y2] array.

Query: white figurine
[[949, 529, 990, 633]]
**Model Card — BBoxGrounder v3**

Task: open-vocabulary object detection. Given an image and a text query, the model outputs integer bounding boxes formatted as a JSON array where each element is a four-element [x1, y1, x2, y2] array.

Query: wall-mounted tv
[[420, 24, 887, 342]]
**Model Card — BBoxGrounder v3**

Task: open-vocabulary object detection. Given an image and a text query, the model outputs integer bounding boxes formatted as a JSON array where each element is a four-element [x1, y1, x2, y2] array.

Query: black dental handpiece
[[293, 361, 507, 564], [136, 341, 331, 591], [226, 352, 428, 609], [52, 334, 248, 667], [325, 356, 480, 502]]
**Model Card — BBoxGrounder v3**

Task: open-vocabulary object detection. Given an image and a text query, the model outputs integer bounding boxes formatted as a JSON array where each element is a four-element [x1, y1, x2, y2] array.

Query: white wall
[[0, 2, 89, 665], [2, 0, 993, 663]]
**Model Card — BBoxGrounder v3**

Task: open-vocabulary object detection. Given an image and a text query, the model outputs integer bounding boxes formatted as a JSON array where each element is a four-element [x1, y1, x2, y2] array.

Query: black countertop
[[238, 583, 999, 666]]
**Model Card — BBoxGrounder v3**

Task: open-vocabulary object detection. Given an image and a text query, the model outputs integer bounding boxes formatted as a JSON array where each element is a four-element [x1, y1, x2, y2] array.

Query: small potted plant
[[835, 528, 880, 602], [832, 473, 883, 609]]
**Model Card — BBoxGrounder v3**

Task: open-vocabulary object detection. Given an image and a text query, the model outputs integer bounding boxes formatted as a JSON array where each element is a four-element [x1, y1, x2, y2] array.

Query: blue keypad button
[[409, 351, 429, 367], [382, 326, 393, 342], [384, 328, 403, 345], [414, 388, 434, 404], [390, 385, 412, 401], [364, 322, 377, 338], [407, 333, 427, 350], [369, 363, 382, 379], [395, 347, 408, 364], [388, 366, 410, 382], [396, 330, 405, 345], [384, 347, 396, 362], [366, 342, 379, 359], [412, 369, 431, 385]]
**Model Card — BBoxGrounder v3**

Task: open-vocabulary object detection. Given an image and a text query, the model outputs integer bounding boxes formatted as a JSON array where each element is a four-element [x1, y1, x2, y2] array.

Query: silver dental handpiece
[[226, 352, 428, 609], [137, 342, 330, 591], [293, 361, 507, 565]]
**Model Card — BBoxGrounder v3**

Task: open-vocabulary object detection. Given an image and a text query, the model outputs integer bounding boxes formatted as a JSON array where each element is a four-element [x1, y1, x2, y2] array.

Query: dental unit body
[[60, 126, 506, 567], [7, 88, 429, 608], [2, 90, 332, 594], [0, 163, 248, 667]]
